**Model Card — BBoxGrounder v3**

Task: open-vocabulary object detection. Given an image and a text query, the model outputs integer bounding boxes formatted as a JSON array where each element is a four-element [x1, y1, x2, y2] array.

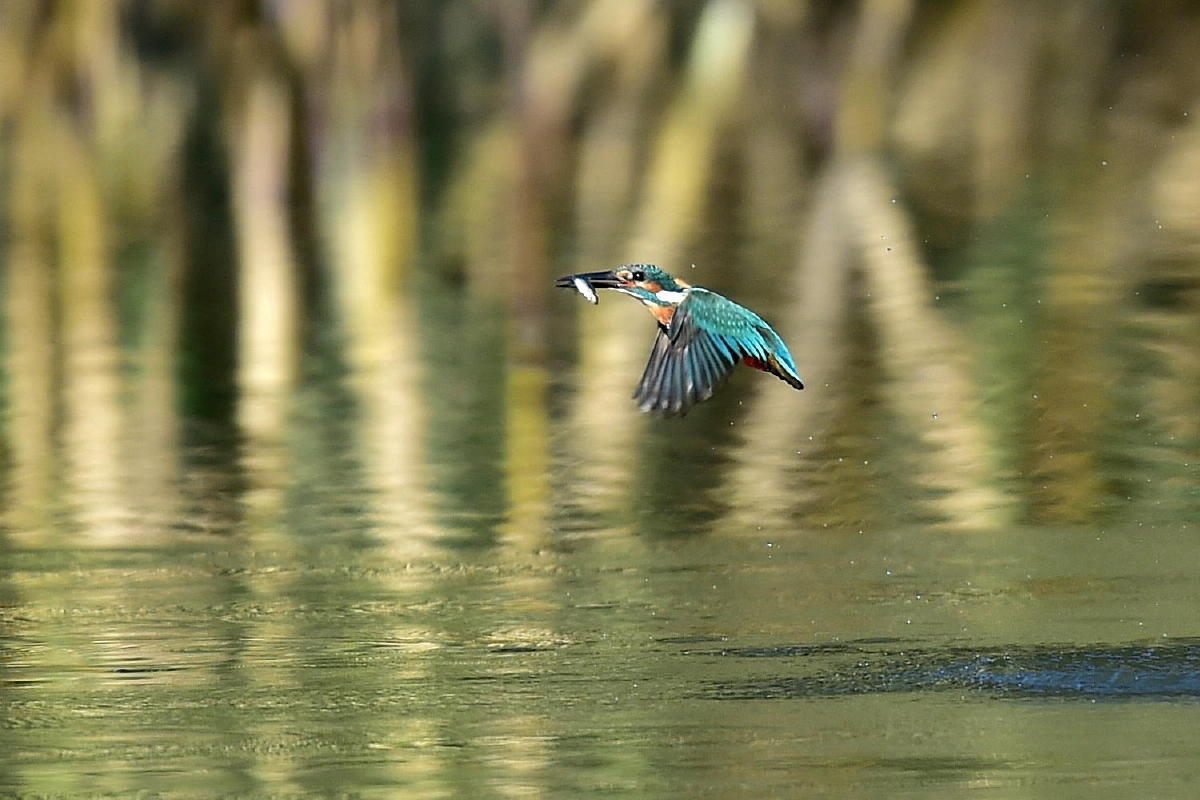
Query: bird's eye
[[630, 270, 645, 282]]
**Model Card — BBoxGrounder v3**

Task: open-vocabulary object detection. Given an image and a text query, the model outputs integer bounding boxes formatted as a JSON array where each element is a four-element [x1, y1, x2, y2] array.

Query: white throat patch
[[655, 289, 688, 304]]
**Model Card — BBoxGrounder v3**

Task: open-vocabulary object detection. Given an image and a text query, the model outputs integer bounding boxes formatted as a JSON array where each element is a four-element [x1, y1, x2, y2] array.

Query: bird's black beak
[[554, 270, 623, 290]]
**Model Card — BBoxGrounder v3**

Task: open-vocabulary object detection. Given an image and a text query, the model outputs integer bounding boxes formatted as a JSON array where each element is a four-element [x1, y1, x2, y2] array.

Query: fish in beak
[[554, 270, 624, 304]]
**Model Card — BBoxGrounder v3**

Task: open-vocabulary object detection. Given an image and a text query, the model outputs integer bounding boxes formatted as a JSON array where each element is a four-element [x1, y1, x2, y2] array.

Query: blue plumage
[[556, 265, 804, 415]]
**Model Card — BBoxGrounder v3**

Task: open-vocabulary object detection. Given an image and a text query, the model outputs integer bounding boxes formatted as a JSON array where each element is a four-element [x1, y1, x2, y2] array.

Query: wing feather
[[693, 334, 730, 402], [632, 289, 804, 415], [662, 345, 680, 414], [636, 331, 668, 412]]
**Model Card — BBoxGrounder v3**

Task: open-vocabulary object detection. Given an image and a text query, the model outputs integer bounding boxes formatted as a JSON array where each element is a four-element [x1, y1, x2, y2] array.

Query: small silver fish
[[572, 275, 599, 305]]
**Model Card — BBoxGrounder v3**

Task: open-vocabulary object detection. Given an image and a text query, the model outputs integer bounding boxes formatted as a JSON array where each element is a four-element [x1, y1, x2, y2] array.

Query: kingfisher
[[555, 264, 804, 415]]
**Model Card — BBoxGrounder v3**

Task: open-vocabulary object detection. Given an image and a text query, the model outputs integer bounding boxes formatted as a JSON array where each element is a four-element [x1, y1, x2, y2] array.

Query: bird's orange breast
[[649, 303, 676, 326]]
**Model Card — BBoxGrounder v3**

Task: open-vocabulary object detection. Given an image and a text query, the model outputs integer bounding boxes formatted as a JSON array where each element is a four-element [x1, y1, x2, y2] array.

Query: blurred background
[[1, 0, 1198, 539], [5, 2, 1200, 796]]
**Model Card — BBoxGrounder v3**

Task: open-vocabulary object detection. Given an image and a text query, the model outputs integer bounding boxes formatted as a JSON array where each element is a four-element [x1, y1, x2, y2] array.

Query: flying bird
[[555, 264, 804, 415]]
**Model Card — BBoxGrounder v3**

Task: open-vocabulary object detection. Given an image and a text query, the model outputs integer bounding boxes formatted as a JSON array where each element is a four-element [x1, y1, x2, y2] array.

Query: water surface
[[4, 487, 1199, 797], [4, 3, 1200, 796]]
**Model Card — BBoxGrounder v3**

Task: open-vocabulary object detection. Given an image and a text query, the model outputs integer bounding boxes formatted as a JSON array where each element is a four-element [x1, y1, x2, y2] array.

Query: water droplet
[[931, 412, 939, 420]]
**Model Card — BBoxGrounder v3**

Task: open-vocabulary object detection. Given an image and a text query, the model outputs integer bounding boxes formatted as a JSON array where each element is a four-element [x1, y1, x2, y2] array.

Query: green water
[[4, 495, 1200, 796], [2, 249, 1198, 796], [4, 4, 1200, 795]]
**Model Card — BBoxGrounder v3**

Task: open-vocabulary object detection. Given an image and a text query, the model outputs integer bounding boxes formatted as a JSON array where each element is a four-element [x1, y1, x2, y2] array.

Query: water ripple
[[701, 638, 1200, 700]]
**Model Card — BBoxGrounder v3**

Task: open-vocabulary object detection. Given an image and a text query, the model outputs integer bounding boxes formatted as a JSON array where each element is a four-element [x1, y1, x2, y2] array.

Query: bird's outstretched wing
[[633, 288, 804, 415]]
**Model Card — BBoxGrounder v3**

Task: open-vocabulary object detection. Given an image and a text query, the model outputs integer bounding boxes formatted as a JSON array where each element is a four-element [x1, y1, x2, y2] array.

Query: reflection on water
[[4, 527, 1200, 796], [2, 2, 1200, 797], [705, 639, 1200, 699], [1, 2, 1196, 538]]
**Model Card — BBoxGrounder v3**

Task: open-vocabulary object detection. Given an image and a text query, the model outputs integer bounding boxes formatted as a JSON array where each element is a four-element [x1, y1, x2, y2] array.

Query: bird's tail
[[754, 327, 805, 390], [743, 354, 804, 390]]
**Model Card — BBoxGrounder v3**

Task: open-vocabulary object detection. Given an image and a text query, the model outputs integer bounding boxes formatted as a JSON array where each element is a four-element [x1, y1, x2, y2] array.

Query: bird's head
[[555, 264, 689, 306]]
